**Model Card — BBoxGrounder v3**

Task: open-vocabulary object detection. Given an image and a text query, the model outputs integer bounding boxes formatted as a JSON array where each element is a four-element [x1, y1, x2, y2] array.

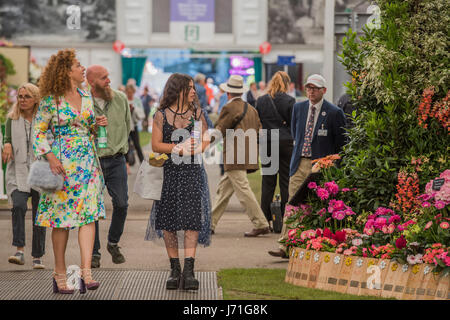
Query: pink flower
[[341, 188, 350, 192], [418, 194, 432, 201], [324, 181, 339, 196], [345, 208, 355, 216], [375, 217, 387, 229], [343, 249, 353, 256], [332, 211, 346, 221], [288, 229, 297, 239], [440, 222, 449, 229], [307, 182, 318, 190], [424, 221, 433, 230], [422, 202, 431, 208], [317, 208, 326, 216], [352, 238, 363, 246], [316, 188, 330, 201], [434, 201, 446, 210], [364, 227, 375, 236], [388, 215, 401, 224]]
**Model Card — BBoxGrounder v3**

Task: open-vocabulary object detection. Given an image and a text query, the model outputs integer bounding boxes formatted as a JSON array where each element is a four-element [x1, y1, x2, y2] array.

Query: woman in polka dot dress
[[147, 73, 211, 291]]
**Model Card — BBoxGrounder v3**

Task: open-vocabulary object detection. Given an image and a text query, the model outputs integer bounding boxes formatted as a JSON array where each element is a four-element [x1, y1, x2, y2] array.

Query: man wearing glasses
[[268, 74, 347, 259]]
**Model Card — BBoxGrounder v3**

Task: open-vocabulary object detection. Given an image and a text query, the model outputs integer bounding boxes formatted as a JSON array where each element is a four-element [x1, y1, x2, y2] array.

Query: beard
[[94, 83, 114, 102]]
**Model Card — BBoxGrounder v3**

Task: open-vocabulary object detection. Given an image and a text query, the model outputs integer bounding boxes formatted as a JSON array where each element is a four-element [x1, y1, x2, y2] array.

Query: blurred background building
[[0, 0, 371, 101]]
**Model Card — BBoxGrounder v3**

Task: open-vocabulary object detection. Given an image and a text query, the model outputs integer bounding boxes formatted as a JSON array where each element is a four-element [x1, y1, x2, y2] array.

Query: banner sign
[[170, 0, 215, 44]]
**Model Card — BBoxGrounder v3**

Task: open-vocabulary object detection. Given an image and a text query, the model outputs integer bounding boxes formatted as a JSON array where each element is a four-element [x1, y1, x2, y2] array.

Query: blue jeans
[[11, 189, 46, 258], [93, 155, 128, 257]]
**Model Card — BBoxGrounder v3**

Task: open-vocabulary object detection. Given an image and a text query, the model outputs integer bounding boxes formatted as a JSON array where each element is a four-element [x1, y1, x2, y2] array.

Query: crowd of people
[[2, 48, 349, 294]]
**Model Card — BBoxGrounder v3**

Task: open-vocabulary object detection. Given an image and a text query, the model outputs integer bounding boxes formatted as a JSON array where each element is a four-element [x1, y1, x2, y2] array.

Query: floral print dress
[[33, 89, 105, 229]]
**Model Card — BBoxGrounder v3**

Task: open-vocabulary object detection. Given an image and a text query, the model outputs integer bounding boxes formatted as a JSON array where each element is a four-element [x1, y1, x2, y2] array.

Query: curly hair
[[267, 71, 291, 98], [159, 73, 198, 113], [39, 49, 76, 98]]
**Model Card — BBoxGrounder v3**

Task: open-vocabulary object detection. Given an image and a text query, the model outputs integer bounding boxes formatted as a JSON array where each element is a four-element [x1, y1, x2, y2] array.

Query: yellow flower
[[368, 260, 375, 267], [55, 191, 68, 202], [82, 110, 91, 119], [294, 251, 298, 258], [39, 122, 48, 131], [305, 252, 311, 260], [324, 254, 330, 263], [345, 257, 352, 266], [412, 265, 420, 274], [391, 263, 398, 272]]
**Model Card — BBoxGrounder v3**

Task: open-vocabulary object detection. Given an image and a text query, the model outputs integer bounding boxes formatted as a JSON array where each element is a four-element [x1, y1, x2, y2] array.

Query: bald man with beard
[[86, 65, 132, 268]]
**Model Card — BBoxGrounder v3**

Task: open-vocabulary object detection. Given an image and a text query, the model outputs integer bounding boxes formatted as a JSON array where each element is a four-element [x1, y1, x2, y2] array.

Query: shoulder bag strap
[[268, 96, 288, 127], [232, 103, 249, 130]]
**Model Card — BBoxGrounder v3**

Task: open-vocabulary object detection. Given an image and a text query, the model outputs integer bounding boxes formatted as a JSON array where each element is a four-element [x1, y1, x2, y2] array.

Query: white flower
[[357, 258, 363, 267], [402, 264, 409, 273], [380, 261, 387, 270], [424, 266, 431, 275], [352, 238, 363, 246], [299, 251, 305, 259], [407, 255, 417, 265], [415, 254, 423, 263], [314, 253, 320, 262], [334, 256, 341, 265]]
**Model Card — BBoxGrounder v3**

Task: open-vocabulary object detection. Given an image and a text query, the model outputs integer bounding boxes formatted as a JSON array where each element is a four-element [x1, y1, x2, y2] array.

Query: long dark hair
[[159, 73, 198, 115]]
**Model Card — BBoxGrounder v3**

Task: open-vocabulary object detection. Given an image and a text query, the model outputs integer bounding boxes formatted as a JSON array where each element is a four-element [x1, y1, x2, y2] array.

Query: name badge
[[318, 129, 328, 137]]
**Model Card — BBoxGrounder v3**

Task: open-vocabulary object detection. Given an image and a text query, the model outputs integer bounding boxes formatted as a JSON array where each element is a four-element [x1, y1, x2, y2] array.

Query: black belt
[[100, 153, 125, 160]]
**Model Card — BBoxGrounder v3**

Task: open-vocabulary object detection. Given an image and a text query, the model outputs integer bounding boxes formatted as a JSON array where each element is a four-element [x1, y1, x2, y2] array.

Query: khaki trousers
[[211, 170, 269, 231], [278, 158, 312, 251]]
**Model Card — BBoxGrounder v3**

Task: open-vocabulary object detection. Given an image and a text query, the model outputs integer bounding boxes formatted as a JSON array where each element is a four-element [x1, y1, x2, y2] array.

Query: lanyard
[[24, 120, 31, 157]]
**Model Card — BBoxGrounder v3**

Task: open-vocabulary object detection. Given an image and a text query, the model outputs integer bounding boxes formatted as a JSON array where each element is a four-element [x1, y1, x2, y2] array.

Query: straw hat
[[219, 75, 248, 94]]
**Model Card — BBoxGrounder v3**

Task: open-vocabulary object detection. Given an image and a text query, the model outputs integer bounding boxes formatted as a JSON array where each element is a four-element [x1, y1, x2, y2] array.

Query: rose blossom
[[395, 236, 407, 249]]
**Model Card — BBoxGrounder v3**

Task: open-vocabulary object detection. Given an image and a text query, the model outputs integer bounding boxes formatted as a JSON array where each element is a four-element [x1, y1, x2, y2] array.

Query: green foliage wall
[[338, 0, 450, 213]]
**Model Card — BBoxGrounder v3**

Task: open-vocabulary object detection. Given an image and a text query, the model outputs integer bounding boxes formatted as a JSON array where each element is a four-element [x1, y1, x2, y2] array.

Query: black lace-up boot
[[181, 257, 199, 291], [166, 258, 182, 290]]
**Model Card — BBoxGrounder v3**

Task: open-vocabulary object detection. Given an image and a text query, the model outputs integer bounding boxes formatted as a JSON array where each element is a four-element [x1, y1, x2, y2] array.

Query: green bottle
[[98, 126, 107, 149]]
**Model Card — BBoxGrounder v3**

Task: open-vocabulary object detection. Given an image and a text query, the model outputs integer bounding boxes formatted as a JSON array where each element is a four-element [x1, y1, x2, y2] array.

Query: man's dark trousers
[[93, 155, 128, 257]]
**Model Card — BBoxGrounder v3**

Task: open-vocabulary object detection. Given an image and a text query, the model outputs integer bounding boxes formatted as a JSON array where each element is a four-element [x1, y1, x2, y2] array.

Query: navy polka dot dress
[[145, 109, 211, 246]]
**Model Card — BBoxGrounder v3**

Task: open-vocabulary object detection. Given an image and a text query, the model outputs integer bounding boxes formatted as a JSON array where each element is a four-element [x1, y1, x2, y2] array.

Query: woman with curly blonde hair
[[2, 83, 47, 270], [34, 49, 107, 294]]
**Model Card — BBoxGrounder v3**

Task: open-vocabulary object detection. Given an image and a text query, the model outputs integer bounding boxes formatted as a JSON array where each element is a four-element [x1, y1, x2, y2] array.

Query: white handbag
[[133, 160, 163, 201]]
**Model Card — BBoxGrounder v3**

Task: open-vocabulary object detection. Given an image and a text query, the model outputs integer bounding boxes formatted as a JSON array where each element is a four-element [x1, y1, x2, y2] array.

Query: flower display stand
[[285, 248, 449, 300]]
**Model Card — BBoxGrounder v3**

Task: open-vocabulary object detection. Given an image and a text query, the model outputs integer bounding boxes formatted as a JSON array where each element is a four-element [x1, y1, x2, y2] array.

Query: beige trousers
[[278, 158, 312, 251], [211, 170, 269, 231]]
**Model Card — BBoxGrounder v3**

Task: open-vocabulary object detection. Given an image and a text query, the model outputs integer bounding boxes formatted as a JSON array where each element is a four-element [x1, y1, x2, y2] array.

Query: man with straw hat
[[210, 75, 270, 237]]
